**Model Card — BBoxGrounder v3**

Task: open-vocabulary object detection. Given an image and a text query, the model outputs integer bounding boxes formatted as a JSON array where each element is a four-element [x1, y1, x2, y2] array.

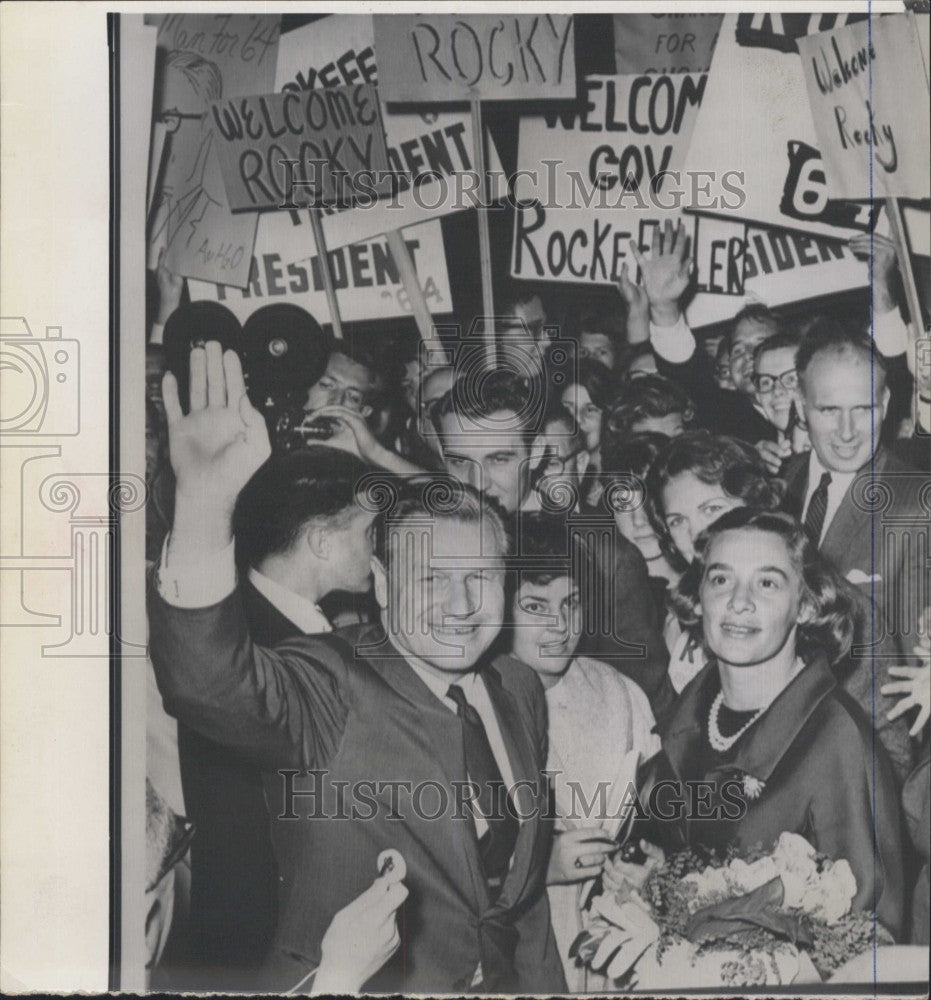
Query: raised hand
[[755, 438, 792, 475], [881, 632, 931, 737], [629, 220, 692, 325], [848, 232, 899, 313], [162, 342, 270, 535], [617, 262, 650, 344], [310, 852, 409, 994]]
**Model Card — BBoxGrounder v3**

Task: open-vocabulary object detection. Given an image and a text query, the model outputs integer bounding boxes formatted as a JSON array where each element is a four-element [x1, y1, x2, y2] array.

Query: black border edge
[[108, 10, 122, 991]]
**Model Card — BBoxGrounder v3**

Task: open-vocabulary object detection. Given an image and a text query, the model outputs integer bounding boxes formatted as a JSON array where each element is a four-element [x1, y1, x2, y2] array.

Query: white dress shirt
[[247, 567, 331, 635], [649, 313, 696, 364], [803, 451, 857, 546], [404, 660, 518, 839]]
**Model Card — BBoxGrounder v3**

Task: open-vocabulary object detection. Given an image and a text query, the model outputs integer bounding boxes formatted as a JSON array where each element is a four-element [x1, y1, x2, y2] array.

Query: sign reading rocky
[[209, 82, 392, 211], [372, 14, 576, 102]]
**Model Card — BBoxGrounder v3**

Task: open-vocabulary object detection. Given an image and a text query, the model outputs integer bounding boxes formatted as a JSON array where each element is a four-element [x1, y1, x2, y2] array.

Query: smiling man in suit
[[782, 319, 927, 782], [148, 343, 565, 993]]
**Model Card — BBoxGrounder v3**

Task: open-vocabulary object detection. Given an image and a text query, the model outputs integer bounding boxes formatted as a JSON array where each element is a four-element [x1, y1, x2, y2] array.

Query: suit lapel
[[481, 664, 544, 913], [820, 448, 890, 568], [358, 629, 489, 909]]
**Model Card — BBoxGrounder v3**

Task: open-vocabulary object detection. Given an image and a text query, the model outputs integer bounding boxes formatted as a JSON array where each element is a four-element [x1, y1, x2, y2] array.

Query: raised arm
[[148, 342, 347, 771]]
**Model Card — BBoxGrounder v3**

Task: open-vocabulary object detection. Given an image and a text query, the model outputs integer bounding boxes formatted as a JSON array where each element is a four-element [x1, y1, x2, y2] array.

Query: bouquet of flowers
[[570, 832, 892, 988]]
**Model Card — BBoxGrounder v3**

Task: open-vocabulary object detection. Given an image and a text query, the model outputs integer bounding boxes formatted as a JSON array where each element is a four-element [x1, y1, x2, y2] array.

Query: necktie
[[804, 471, 832, 545], [447, 684, 519, 897]]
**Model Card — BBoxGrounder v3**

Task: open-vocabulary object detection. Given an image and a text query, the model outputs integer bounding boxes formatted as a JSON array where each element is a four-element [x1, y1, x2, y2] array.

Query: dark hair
[[511, 511, 582, 588], [601, 430, 670, 480], [646, 431, 784, 565], [369, 476, 509, 567], [432, 368, 541, 449], [603, 374, 694, 440], [498, 281, 546, 317], [726, 304, 782, 352], [796, 316, 888, 387], [232, 446, 369, 570], [618, 342, 658, 379], [564, 357, 617, 412], [323, 340, 386, 409], [753, 330, 801, 370], [669, 507, 855, 665]]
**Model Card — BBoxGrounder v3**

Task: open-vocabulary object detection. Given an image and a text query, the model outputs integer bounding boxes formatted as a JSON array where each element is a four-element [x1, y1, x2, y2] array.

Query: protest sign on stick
[[187, 219, 451, 328], [210, 84, 391, 212], [797, 13, 930, 201], [682, 14, 878, 239], [373, 14, 576, 102], [374, 13, 578, 357], [146, 13, 281, 287], [613, 13, 722, 74]]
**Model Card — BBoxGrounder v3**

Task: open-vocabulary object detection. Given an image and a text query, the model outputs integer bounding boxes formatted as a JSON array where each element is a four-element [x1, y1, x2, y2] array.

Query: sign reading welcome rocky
[[210, 83, 392, 211]]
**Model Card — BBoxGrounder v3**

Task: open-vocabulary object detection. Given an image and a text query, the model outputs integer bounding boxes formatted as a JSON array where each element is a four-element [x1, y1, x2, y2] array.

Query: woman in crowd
[[646, 431, 783, 691], [506, 513, 660, 991], [608, 508, 905, 942]]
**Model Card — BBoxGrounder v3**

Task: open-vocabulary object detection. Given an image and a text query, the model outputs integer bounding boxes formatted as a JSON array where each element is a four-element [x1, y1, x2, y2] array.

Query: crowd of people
[[143, 221, 930, 992]]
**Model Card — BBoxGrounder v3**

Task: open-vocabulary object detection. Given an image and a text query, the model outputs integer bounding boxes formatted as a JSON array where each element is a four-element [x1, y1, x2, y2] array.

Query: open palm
[[162, 342, 270, 511], [630, 219, 692, 309]]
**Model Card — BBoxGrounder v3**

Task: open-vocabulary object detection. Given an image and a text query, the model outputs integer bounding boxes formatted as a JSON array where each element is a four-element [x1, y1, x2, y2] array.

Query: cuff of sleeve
[[150, 321, 165, 346], [649, 314, 695, 365], [871, 309, 910, 357], [156, 536, 237, 608]]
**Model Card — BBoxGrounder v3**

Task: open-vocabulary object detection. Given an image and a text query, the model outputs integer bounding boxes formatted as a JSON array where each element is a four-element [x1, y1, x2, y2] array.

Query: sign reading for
[[373, 14, 576, 101], [210, 83, 391, 211], [798, 14, 930, 200]]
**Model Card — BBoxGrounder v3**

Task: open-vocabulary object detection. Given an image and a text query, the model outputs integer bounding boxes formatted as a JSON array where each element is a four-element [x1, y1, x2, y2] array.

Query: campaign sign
[[373, 14, 576, 102], [210, 84, 391, 211]]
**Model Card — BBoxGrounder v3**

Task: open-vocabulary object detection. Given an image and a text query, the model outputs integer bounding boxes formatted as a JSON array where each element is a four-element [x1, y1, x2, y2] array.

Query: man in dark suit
[[782, 319, 928, 782], [148, 343, 566, 993], [175, 446, 375, 989]]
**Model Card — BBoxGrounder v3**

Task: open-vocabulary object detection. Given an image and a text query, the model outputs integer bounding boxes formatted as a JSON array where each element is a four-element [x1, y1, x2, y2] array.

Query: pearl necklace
[[708, 692, 763, 751], [708, 657, 806, 752]]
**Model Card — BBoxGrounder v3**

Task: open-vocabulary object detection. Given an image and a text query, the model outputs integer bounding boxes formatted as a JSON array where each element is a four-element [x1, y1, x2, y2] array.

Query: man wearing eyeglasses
[[752, 332, 810, 474]]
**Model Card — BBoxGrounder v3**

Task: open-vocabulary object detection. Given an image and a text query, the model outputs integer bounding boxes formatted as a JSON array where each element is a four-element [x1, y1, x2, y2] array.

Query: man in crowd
[[174, 445, 375, 988], [433, 370, 673, 714], [783, 320, 926, 782], [148, 343, 566, 993]]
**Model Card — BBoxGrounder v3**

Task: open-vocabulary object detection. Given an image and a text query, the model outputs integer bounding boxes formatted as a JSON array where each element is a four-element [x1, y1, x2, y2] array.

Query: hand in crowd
[[308, 405, 424, 475], [602, 840, 665, 893], [309, 851, 408, 995], [616, 262, 650, 345], [162, 342, 270, 547], [882, 630, 931, 737], [628, 220, 692, 327], [155, 247, 185, 326], [755, 438, 792, 475], [547, 829, 616, 885], [848, 232, 899, 315]]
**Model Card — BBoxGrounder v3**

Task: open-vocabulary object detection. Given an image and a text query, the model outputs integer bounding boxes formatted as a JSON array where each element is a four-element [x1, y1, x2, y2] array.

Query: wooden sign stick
[[886, 198, 924, 338], [470, 98, 496, 366], [308, 208, 344, 340], [385, 228, 444, 356]]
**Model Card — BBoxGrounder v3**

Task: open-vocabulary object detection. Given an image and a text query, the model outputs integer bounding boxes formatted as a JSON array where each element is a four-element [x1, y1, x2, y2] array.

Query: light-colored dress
[[545, 656, 661, 991]]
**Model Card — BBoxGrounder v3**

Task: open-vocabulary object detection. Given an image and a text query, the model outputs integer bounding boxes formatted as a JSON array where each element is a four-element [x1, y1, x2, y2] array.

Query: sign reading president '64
[[373, 15, 576, 102]]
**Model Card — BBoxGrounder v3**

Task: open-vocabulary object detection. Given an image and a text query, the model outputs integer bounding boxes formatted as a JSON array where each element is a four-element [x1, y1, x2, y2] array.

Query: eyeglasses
[[158, 108, 206, 134], [753, 369, 798, 394]]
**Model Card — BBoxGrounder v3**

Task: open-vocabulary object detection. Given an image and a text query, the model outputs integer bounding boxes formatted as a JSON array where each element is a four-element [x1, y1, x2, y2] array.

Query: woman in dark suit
[[615, 508, 905, 941]]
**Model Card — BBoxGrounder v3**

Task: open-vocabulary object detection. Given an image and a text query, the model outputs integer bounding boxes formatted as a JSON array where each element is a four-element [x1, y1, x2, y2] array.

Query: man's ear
[[371, 555, 388, 610], [361, 403, 373, 420], [306, 525, 329, 561], [880, 384, 891, 421]]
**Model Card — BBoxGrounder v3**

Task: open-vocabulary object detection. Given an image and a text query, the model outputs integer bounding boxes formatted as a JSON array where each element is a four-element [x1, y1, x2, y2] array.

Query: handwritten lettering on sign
[[373, 14, 576, 101], [209, 83, 392, 211], [798, 14, 930, 200]]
